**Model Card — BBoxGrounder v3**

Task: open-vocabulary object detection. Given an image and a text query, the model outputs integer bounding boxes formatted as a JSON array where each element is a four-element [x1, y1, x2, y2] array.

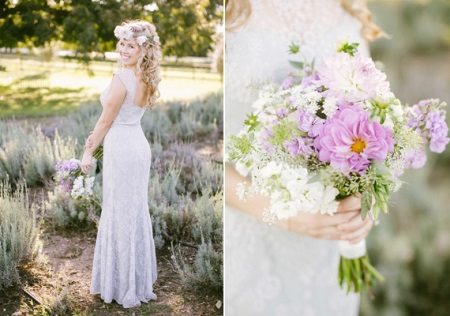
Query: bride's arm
[[225, 163, 373, 243], [80, 76, 126, 173]]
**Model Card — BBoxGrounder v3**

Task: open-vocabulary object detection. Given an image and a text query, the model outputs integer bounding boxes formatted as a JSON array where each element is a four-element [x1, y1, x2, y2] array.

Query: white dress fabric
[[225, 0, 368, 315], [90, 68, 157, 308]]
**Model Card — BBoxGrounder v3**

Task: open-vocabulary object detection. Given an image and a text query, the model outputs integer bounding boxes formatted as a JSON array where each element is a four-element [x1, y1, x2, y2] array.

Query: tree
[[0, 0, 223, 58]]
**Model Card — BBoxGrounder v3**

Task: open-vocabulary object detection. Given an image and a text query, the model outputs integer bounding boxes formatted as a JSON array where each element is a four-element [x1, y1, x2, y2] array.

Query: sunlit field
[[0, 55, 222, 118]]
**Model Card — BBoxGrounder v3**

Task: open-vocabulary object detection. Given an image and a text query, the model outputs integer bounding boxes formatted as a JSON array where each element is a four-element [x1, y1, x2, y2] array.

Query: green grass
[[0, 56, 222, 119], [0, 76, 92, 118]]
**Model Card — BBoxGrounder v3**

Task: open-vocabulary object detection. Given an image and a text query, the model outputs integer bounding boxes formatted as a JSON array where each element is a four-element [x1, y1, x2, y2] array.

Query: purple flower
[[296, 109, 324, 138], [314, 105, 395, 174], [296, 109, 315, 132], [276, 108, 288, 118], [426, 111, 449, 153], [281, 76, 295, 90], [407, 99, 449, 153], [259, 127, 275, 153], [404, 149, 427, 169], [300, 73, 321, 89], [284, 137, 313, 157], [60, 179, 73, 193]]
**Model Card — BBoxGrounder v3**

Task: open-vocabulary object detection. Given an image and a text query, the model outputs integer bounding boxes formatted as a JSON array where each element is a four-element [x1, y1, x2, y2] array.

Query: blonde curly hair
[[226, 0, 386, 42], [115, 20, 162, 108]]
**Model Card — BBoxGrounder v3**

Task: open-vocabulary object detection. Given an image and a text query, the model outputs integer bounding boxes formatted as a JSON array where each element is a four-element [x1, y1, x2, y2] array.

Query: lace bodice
[[100, 68, 146, 126]]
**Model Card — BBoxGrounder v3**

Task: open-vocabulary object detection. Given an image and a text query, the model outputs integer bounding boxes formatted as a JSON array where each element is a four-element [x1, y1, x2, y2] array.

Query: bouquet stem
[[338, 240, 384, 293]]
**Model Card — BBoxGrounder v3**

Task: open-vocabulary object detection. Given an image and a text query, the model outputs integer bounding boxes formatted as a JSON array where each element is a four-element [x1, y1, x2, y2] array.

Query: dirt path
[[0, 227, 222, 315]]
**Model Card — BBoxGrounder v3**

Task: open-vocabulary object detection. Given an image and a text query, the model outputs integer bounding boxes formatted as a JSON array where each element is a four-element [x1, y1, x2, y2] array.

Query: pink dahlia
[[314, 105, 395, 174], [317, 53, 391, 103]]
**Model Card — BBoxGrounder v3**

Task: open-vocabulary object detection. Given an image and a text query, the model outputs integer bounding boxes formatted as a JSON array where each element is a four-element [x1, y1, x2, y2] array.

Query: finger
[[337, 195, 361, 213], [315, 211, 360, 228], [309, 225, 342, 240], [337, 213, 369, 232], [341, 220, 373, 242]]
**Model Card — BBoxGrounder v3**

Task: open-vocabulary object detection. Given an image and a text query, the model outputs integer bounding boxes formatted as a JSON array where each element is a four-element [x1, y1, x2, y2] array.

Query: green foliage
[[370, 0, 450, 57], [151, 0, 223, 57], [244, 113, 260, 132], [0, 123, 77, 187], [0, 182, 41, 290], [0, 0, 223, 58], [189, 192, 222, 244], [172, 239, 222, 295], [288, 42, 301, 55], [337, 42, 359, 56]]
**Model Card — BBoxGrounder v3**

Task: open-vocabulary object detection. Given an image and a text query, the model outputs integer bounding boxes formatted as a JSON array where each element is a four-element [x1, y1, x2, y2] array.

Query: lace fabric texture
[[90, 68, 157, 308], [225, 0, 367, 314]]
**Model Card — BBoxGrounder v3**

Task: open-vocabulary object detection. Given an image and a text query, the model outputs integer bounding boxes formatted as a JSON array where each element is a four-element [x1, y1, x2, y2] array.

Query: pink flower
[[284, 137, 313, 157], [314, 105, 395, 174], [404, 149, 427, 169], [317, 53, 391, 103]]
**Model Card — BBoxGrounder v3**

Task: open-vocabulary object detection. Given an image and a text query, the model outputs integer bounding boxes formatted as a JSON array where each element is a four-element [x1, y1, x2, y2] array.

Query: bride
[[225, 0, 384, 314]]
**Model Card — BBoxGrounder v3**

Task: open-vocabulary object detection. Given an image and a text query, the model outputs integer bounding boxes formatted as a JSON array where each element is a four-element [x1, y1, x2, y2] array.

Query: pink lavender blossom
[[300, 73, 321, 89], [297, 109, 315, 132], [407, 99, 449, 153], [281, 76, 295, 90], [314, 105, 395, 174], [317, 53, 391, 103], [404, 149, 427, 169], [276, 108, 288, 118], [284, 137, 314, 157], [259, 127, 275, 153], [55, 160, 79, 172], [426, 111, 449, 153], [60, 179, 73, 193], [296, 109, 324, 137]]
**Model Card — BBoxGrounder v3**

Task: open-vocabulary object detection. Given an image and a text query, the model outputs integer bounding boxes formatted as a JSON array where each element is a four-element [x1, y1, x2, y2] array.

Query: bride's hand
[[80, 151, 94, 174], [278, 195, 374, 243]]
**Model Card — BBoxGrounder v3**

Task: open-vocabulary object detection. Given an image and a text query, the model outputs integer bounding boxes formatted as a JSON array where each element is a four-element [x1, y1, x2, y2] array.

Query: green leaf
[[244, 113, 260, 132], [288, 60, 304, 70], [337, 42, 360, 56], [361, 190, 372, 220], [288, 42, 300, 55]]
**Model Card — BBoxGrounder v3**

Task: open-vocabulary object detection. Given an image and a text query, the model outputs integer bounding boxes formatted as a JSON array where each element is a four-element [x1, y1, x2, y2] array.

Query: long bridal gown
[[90, 68, 157, 308], [225, 0, 369, 315]]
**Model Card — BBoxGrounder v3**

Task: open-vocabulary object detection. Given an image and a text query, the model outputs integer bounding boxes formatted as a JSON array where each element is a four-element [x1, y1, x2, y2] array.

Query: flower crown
[[114, 25, 157, 46]]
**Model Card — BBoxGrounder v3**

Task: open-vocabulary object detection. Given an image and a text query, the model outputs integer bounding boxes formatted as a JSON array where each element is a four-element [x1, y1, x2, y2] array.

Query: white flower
[[71, 175, 95, 198], [136, 35, 147, 46], [71, 176, 85, 198], [258, 161, 283, 179], [114, 25, 133, 40], [323, 96, 338, 117], [317, 185, 340, 214]]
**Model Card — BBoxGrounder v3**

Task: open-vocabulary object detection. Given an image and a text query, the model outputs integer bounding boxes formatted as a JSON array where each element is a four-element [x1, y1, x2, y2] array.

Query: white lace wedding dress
[[90, 68, 157, 308], [225, 0, 369, 315]]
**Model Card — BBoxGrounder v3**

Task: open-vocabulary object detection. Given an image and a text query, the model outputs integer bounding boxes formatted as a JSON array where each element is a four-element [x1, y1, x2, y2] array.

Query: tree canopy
[[0, 0, 223, 57]]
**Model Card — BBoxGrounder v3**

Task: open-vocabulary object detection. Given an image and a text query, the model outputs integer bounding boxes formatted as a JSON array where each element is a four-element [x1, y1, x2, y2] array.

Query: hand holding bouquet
[[228, 42, 449, 293]]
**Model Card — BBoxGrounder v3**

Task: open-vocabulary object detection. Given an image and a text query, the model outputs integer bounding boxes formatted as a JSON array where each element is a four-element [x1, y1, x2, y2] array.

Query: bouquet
[[54, 158, 96, 200], [50, 148, 102, 223], [227, 42, 449, 293]]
